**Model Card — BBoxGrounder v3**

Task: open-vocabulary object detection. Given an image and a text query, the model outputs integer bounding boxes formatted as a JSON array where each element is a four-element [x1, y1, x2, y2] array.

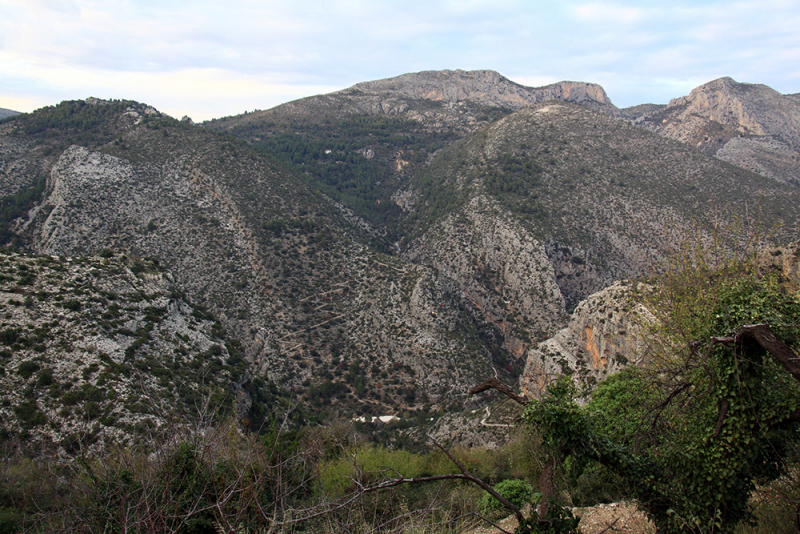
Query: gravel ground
[[466, 502, 655, 534]]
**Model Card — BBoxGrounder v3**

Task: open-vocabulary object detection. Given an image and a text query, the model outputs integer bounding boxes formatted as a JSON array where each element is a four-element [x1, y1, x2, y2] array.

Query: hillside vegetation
[[2, 69, 800, 532]]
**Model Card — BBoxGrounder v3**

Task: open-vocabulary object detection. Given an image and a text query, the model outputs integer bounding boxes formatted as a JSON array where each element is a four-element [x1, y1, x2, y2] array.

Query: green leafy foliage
[[16, 361, 39, 379], [525, 244, 800, 533], [518, 506, 581, 534], [480, 478, 534, 513], [585, 366, 653, 445]]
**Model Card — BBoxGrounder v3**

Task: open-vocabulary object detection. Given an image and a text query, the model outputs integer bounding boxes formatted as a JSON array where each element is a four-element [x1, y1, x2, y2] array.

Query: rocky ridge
[[349, 69, 619, 118], [206, 69, 618, 136], [626, 77, 800, 185]]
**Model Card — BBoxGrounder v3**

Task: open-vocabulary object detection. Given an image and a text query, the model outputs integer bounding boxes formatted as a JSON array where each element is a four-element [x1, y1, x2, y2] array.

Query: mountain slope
[[627, 77, 800, 185], [0, 100, 507, 417], [212, 75, 800, 402], [208, 69, 618, 135], [3, 72, 799, 428], [398, 101, 800, 367], [0, 250, 246, 452], [203, 70, 619, 233]]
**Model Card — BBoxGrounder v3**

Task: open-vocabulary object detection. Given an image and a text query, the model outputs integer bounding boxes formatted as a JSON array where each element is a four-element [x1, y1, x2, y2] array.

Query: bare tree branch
[[713, 400, 730, 438], [738, 324, 800, 382], [427, 434, 527, 526], [468, 378, 528, 406]]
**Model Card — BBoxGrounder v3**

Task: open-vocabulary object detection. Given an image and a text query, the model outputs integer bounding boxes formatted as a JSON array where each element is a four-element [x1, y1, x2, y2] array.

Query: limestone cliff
[[405, 196, 569, 367], [520, 281, 654, 399], [208, 69, 619, 136], [351, 70, 618, 116], [628, 77, 800, 185]]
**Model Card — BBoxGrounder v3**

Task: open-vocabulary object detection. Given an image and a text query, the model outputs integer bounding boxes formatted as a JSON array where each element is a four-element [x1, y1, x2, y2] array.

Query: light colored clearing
[[535, 104, 562, 114]]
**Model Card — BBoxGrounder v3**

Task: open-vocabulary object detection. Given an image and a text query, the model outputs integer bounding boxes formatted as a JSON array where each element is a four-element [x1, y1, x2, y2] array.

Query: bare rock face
[[520, 281, 654, 399], [628, 77, 800, 185], [210, 69, 619, 136], [351, 69, 618, 115], [533, 80, 619, 115], [405, 196, 569, 364]]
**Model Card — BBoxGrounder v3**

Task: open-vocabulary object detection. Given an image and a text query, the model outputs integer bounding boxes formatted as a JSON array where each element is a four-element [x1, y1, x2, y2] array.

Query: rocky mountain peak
[[536, 80, 614, 107], [349, 69, 528, 107], [666, 77, 781, 137], [628, 76, 800, 185], [347, 69, 617, 114]]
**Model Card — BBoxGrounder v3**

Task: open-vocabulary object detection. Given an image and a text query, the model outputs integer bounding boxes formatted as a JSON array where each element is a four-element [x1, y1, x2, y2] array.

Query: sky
[[2, 0, 800, 122]]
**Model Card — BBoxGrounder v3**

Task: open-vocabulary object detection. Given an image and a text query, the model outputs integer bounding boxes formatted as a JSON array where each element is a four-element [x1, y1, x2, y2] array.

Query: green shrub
[[319, 444, 429, 496], [0, 506, 19, 534], [0, 328, 18, 345], [36, 368, 54, 387], [17, 361, 40, 379], [13, 401, 46, 428], [62, 299, 81, 311], [480, 478, 534, 513]]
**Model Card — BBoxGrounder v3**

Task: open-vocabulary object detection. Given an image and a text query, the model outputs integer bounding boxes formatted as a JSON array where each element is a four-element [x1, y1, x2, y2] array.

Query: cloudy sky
[[2, 0, 799, 121]]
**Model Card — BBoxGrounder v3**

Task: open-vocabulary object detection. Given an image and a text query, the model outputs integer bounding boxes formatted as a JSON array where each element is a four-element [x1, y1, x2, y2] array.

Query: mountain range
[[1, 69, 799, 448]]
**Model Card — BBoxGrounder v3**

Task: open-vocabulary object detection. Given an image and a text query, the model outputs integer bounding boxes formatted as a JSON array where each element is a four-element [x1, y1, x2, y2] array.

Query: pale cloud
[[0, 95, 49, 113], [0, 50, 343, 120], [572, 2, 646, 24], [511, 75, 562, 88], [1, 0, 799, 116]]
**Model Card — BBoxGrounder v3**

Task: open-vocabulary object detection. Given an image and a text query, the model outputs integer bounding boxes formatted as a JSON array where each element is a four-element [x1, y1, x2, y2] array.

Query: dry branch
[[468, 378, 529, 406]]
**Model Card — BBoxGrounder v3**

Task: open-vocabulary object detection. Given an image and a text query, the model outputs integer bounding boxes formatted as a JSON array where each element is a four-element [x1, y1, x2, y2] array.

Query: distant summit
[[206, 69, 619, 136], [349, 69, 618, 115], [626, 76, 800, 185], [0, 107, 20, 120]]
